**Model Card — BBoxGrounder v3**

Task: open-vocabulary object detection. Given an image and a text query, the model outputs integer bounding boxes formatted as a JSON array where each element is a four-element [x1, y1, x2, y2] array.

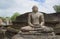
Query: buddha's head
[[32, 5, 38, 13]]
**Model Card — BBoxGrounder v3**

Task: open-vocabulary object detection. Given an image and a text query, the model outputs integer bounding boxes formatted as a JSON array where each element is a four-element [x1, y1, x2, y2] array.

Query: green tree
[[0, 17, 5, 20], [11, 12, 20, 21], [53, 5, 60, 12]]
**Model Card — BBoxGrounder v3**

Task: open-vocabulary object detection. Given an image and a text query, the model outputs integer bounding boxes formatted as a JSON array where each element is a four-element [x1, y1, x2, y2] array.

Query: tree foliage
[[53, 5, 60, 12], [11, 12, 20, 21]]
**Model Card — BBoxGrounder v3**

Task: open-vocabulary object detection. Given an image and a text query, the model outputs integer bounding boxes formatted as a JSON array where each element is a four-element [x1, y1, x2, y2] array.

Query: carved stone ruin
[[12, 12, 59, 39]]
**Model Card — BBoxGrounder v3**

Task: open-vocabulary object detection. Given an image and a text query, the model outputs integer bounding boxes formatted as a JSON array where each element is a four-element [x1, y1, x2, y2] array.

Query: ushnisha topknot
[[32, 5, 38, 9]]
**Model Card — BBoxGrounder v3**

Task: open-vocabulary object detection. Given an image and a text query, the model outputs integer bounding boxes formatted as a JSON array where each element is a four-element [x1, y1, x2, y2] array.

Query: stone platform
[[12, 31, 56, 39]]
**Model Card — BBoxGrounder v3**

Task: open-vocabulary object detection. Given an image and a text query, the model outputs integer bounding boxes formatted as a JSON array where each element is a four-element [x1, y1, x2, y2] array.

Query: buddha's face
[[32, 6, 38, 13]]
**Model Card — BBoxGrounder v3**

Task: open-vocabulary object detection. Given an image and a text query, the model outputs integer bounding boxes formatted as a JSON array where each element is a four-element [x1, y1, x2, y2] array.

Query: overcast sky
[[0, 0, 60, 17]]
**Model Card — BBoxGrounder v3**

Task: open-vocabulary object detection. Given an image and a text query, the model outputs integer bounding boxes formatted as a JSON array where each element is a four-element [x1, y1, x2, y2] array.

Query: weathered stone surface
[[13, 12, 60, 34], [12, 32, 56, 39]]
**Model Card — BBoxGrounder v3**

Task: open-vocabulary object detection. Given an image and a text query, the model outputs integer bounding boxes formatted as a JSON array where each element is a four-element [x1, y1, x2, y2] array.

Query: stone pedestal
[[12, 31, 56, 39]]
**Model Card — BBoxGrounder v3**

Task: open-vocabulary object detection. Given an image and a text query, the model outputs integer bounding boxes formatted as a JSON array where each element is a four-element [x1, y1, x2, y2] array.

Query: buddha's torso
[[30, 12, 42, 25]]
